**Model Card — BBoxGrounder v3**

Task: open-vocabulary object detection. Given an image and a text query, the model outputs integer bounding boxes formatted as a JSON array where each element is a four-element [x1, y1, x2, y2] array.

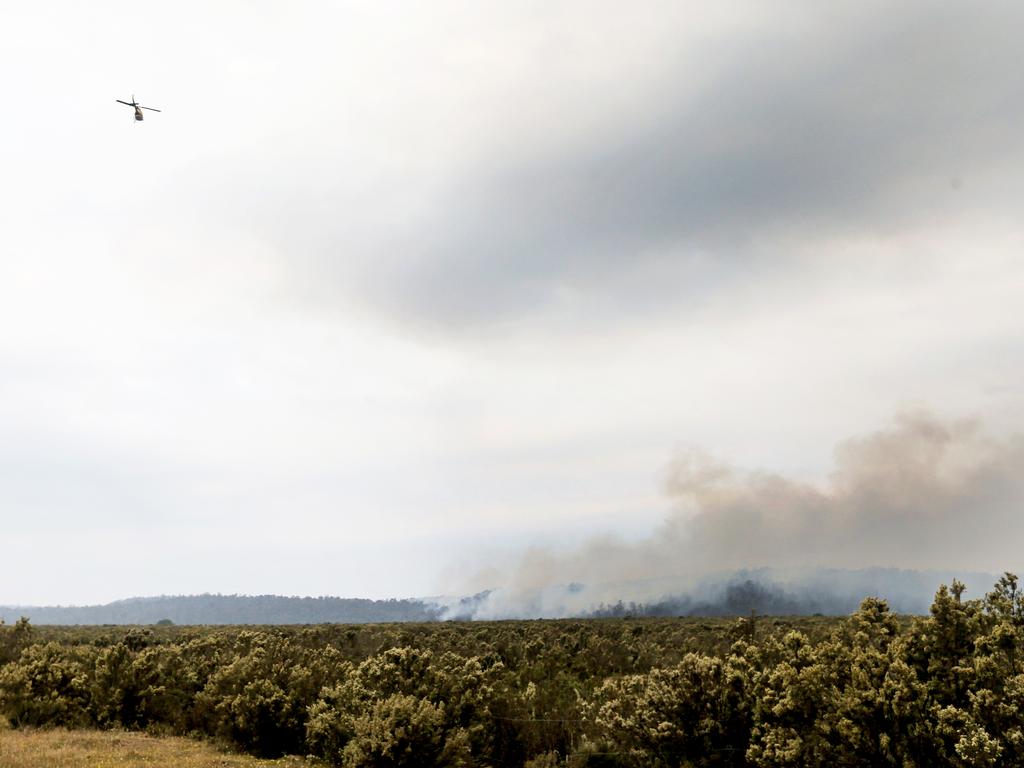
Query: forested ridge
[[0, 594, 442, 626], [4, 568, 993, 625], [1, 574, 1022, 766]]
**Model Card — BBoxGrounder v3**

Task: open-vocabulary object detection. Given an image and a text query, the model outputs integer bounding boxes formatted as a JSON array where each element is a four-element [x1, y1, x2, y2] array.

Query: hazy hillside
[[437, 568, 998, 620], [0, 594, 442, 625], [2, 568, 997, 625]]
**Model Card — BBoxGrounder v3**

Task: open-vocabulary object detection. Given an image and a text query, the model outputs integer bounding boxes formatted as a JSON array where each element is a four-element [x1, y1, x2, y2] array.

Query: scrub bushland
[[1, 575, 1021, 767]]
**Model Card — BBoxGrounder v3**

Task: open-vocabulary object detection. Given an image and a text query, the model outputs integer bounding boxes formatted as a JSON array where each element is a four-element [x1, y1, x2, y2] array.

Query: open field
[[0, 727, 316, 768]]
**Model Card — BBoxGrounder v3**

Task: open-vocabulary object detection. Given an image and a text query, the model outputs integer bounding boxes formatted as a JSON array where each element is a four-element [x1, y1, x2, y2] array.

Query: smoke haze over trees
[[9, 408, 1020, 625], [5, 412, 1016, 625], [1, 568, 998, 625], [447, 411, 1024, 619]]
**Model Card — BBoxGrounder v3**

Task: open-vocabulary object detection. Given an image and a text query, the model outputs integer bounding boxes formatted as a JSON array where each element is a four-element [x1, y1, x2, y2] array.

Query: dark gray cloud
[[352, 3, 1024, 328]]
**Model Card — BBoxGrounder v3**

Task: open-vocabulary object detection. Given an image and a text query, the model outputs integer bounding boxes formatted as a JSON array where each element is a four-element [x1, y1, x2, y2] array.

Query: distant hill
[[1, 568, 1002, 625], [0, 594, 442, 625]]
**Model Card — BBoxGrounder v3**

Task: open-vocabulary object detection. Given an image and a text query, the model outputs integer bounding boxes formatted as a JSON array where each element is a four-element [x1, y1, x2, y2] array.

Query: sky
[[2, 1, 1023, 605]]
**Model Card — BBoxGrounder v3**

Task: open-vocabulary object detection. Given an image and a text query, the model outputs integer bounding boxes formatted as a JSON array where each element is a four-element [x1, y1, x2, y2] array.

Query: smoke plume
[[450, 411, 1023, 618]]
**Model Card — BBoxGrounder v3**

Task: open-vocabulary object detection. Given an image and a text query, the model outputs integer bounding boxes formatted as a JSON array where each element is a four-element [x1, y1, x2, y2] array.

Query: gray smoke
[[448, 411, 1023, 618]]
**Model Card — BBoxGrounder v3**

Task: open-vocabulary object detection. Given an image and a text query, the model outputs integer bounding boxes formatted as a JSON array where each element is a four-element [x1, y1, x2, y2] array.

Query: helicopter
[[116, 95, 161, 122]]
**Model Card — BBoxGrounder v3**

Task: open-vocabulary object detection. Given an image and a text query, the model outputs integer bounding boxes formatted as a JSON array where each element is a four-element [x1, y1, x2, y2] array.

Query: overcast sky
[[2, 1, 1023, 605]]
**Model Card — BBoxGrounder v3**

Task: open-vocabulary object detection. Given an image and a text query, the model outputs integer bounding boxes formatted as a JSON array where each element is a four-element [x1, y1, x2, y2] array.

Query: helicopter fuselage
[[117, 96, 159, 121]]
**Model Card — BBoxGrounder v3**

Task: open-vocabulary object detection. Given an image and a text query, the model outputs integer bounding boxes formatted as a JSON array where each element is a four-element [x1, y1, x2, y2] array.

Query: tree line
[[1, 574, 1021, 766], [0, 594, 441, 626]]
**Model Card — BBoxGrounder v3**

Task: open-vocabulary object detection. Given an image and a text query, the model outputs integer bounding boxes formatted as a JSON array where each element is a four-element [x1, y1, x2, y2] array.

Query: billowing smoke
[[444, 411, 1023, 618]]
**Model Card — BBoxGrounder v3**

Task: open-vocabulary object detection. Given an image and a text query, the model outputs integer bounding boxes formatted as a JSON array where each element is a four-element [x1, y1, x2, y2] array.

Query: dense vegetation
[[1, 575, 1021, 766]]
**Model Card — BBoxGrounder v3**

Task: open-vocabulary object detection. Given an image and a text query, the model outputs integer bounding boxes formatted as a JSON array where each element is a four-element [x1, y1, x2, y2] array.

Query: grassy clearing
[[0, 727, 317, 768]]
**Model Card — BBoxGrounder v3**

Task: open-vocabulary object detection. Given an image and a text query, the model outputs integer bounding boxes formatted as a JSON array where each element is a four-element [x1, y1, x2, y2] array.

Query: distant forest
[[1, 569, 996, 625], [0, 594, 442, 626], [0, 585, 869, 626]]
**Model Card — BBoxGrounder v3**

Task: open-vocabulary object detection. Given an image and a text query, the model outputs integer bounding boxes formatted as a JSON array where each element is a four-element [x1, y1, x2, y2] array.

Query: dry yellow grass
[[0, 727, 318, 768]]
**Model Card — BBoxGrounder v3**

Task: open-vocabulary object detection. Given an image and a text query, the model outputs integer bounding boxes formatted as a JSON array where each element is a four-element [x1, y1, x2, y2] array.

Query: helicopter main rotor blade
[[116, 100, 135, 106], [138, 106, 161, 112]]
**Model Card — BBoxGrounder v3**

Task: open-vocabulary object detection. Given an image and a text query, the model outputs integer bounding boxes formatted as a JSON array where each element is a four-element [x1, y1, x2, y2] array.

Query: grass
[[0, 727, 319, 767]]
